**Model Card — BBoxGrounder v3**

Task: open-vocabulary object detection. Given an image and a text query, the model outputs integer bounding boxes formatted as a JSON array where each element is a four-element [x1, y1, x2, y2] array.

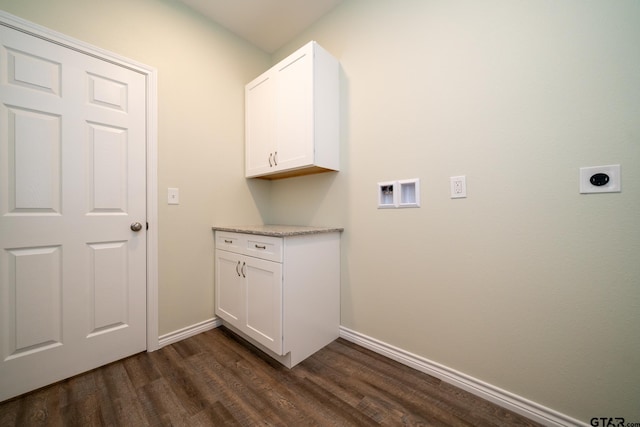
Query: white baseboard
[[157, 317, 222, 348], [339, 326, 586, 427]]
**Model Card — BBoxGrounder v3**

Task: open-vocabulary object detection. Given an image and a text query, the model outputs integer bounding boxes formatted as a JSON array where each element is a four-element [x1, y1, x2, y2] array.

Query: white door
[[244, 256, 282, 355], [0, 24, 147, 401], [245, 74, 275, 177], [275, 50, 314, 171], [215, 249, 243, 325]]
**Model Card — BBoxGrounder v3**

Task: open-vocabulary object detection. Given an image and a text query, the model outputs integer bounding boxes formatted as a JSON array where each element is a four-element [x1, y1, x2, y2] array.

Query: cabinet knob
[[235, 261, 241, 276], [241, 262, 246, 278], [273, 151, 278, 166], [268, 153, 273, 167]]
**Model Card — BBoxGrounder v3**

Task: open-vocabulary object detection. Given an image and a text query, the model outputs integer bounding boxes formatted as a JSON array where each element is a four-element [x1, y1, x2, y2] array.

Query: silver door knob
[[130, 222, 143, 232]]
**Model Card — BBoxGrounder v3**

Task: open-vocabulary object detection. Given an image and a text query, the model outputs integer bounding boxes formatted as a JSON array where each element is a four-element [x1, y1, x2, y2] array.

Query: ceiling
[[178, 0, 344, 53]]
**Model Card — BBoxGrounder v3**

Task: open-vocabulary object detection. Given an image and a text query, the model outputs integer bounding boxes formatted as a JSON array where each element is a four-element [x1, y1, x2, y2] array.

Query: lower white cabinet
[[215, 248, 283, 354], [214, 227, 341, 368]]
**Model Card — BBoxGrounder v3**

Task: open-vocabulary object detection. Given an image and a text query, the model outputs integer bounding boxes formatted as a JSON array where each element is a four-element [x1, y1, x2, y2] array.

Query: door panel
[[215, 249, 243, 325], [6, 245, 62, 360], [88, 72, 128, 111], [88, 123, 127, 212], [245, 75, 275, 177], [6, 46, 61, 95], [9, 106, 61, 213], [275, 51, 313, 170], [87, 241, 128, 335], [0, 23, 147, 402], [245, 257, 282, 355]]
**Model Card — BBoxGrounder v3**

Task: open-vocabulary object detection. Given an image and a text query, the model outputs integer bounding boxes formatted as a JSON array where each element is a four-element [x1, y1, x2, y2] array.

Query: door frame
[[0, 11, 160, 351]]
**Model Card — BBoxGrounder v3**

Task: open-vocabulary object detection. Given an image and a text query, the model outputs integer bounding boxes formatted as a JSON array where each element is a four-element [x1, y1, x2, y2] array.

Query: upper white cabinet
[[245, 41, 339, 179]]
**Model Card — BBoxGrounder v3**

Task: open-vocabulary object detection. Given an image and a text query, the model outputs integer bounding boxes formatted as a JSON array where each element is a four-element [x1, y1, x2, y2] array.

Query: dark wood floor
[[0, 327, 542, 426]]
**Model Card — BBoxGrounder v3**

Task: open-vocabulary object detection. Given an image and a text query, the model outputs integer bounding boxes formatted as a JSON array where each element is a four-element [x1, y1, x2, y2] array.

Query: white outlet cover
[[450, 176, 467, 199], [168, 187, 180, 204], [579, 165, 620, 194]]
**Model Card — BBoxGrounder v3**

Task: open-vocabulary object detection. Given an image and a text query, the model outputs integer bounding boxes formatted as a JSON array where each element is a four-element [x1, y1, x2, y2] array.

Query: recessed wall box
[[378, 179, 420, 208], [399, 179, 420, 208], [378, 181, 396, 208]]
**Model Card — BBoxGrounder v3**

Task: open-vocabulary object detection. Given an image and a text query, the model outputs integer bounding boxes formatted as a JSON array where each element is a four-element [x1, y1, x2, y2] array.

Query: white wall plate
[[579, 165, 620, 194]]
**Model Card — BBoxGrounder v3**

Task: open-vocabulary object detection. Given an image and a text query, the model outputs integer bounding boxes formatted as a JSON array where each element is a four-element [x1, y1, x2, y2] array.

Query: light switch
[[168, 188, 179, 205]]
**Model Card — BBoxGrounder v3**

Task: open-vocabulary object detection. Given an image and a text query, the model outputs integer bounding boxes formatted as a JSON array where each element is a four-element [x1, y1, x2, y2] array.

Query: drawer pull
[[241, 262, 246, 278], [235, 261, 241, 277], [224, 239, 233, 244], [254, 244, 266, 250]]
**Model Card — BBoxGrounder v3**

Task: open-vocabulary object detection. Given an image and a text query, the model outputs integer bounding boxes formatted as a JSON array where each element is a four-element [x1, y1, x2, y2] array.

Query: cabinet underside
[[250, 165, 337, 180]]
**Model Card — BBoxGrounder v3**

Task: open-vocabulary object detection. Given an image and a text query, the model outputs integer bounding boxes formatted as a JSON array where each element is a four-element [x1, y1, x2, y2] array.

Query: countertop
[[212, 225, 344, 237]]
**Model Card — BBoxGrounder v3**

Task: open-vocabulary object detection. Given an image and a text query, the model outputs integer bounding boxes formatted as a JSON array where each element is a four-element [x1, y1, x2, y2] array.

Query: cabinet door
[[275, 50, 314, 171], [244, 257, 283, 355], [215, 249, 243, 327], [245, 74, 276, 177]]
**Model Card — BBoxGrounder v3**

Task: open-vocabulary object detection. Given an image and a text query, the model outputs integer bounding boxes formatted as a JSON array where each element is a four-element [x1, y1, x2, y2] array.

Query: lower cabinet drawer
[[215, 232, 244, 253], [245, 235, 282, 262], [215, 231, 283, 262]]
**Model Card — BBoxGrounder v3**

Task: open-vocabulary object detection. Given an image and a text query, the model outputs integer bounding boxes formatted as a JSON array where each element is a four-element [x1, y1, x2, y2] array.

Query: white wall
[[0, 0, 271, 335], [268, 0, 640, 423]]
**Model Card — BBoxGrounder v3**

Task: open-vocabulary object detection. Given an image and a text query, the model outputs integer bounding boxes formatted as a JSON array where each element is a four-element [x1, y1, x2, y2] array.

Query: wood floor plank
[[302, 345, 469, 426], [186, 353, 278, 425], [122, 352, 163, 390], [60, 392, 103, 427], [0, 399, 18, 426], [0, 327, 544, 426], [204, 333, 324, 425], [11, 386, 58, 427], [321, 339, 533, 426], [137, 378, 191, 426], [187, 400, 241, 427]]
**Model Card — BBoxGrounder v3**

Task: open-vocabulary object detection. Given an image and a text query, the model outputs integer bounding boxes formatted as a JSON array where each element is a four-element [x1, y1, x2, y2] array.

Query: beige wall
[[0, 0, 271, 334], [2, 0, 639, 423], [268, 0, 640, 423]]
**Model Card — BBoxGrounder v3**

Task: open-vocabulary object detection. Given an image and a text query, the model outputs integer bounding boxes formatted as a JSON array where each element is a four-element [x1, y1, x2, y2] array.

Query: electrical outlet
[[579, 165, 620, 194], [450, 176, 466, 199]]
